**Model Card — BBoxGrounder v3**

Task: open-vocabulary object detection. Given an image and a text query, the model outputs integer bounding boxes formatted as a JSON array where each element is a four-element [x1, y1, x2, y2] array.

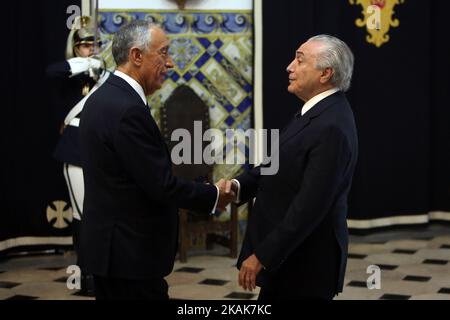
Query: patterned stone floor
[[1, 224, 450, 300]]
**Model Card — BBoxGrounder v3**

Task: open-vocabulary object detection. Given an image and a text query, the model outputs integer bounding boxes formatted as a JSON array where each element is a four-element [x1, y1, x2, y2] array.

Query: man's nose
[[286, 61, 294, 73], [166, 55, 174, 69]]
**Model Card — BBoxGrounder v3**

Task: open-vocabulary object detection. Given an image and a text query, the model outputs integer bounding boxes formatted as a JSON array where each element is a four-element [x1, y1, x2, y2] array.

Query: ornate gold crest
[[349, 0, 405, 47]]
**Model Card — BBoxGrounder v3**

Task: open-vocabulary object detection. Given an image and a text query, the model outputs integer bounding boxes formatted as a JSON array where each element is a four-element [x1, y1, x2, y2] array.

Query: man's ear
[[320, 67, 333, 84], [129, 47, 143, 66]]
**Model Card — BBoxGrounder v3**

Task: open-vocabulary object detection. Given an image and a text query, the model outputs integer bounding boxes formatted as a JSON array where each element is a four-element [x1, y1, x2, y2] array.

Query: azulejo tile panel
[[98, 10, 253, 235]]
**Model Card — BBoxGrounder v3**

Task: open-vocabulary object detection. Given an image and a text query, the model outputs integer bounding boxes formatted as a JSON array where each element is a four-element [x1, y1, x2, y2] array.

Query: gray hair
[[308, 35, 354, 92], [112, 20, 159, 66]]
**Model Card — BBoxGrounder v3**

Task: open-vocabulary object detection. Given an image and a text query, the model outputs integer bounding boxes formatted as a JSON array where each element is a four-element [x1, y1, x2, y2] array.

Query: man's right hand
[[215, 179, 236, 210]]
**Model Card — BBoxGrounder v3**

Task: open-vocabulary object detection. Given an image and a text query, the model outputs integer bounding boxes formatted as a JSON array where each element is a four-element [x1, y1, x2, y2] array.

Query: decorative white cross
[[46, 201, 73, 229]]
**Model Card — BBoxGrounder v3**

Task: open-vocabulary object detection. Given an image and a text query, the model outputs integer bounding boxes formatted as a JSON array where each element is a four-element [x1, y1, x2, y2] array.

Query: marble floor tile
[[364, 253, 424, 266], [166, 271, 204, 287], [345, 259, 373, 273], [347, 243, 388, 255], [409, 293, 450, 300], [197, 268, 238, 282], [415, 248, 450, 260], [383, 239, 429, 250], [335, 286, 384, 300], [2, 226, 450, 300], [0, 288, 15, 300], [177, 256, 237, 269], [0, 269, 63, 283], [378, 280, 442, 296], [11, 282, 72, 299]]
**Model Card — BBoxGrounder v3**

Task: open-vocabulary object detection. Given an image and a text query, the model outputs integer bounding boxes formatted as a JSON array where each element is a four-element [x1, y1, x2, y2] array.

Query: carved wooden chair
[[160, 85, 238, 263]]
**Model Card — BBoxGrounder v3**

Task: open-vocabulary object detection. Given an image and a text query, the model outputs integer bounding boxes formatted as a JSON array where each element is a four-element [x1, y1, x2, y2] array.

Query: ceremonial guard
[[46, 16, 107, 296]]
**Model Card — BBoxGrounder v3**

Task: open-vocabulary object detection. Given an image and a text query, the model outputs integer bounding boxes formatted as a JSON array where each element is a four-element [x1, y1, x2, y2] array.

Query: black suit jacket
[[79, 74, 217, 279], [237, 91, 358, 298]]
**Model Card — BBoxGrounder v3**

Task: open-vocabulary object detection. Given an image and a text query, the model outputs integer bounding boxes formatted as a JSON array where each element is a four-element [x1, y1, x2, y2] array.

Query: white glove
[[68, 57, 102, 76], [88, 57, 102, 70]]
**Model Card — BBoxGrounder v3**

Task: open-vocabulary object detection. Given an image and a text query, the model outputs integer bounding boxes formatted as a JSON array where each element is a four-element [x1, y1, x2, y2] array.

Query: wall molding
[[98, 0, 253, 10], [347, 211, 450, 229], [0, 237, 73, 252]]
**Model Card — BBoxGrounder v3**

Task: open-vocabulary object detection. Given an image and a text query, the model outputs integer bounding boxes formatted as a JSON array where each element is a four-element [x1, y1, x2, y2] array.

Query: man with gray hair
[[233, 34, 358, 300], [79, 20, 235, 299]]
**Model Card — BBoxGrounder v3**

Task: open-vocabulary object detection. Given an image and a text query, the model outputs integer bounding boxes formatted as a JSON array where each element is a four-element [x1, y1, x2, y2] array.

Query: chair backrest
[[160, 85, 212, 183]]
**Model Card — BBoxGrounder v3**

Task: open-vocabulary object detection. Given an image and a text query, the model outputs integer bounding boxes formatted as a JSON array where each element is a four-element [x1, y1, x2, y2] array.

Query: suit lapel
[[108, 74, 172, 158], [280, 116, 311, 146], [107, 73, 147, 107], [280, 91, 344, 146]]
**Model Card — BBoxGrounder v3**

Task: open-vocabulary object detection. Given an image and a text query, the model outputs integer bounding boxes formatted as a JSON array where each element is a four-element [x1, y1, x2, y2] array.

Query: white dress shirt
[[114, 70, 220, 213], [301, 87, 339, 116]]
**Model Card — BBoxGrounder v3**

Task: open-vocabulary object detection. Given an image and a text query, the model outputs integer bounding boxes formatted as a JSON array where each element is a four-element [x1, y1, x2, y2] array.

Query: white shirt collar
[[301, 87, 339, 116], [114, 70, 147, 105]]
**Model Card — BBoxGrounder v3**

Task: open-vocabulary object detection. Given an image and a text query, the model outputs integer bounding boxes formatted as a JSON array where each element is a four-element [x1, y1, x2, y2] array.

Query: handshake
[[215, 179, 239, 211]]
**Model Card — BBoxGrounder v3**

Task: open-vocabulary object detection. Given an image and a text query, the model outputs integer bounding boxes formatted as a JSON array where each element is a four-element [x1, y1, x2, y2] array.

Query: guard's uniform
[[47, 60, 96, 170], [47, 57, 99, 223], [46, 16, 104, 296]]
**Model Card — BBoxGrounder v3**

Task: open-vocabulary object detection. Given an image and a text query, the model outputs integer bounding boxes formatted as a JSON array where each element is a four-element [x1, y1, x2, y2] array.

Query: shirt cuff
[[231, 179, 241, 203], [211, 185, 220, 215]]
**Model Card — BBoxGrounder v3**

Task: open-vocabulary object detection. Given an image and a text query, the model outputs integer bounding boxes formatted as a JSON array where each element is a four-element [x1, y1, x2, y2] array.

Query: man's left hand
[[238, 254, 263, 291]]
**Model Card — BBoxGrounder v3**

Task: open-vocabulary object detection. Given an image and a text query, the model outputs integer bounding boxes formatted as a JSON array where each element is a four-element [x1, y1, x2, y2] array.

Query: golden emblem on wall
[[349, 0, 405, 47]]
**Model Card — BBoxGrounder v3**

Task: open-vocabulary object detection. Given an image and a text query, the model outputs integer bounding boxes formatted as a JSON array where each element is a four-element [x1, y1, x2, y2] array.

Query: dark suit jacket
[[236, 91, 358, 298], [79, 74, 217, 279]]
